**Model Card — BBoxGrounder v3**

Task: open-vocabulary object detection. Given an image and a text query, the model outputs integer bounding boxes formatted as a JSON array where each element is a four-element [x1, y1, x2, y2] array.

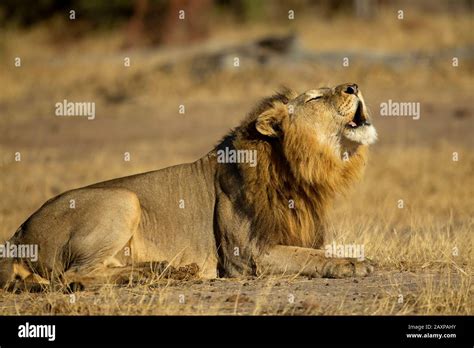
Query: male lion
[[0, 83, 377, 291]]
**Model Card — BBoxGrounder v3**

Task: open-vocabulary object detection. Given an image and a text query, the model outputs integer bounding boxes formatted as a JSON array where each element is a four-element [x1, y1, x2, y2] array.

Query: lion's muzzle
[[346, 101, 370, 129]]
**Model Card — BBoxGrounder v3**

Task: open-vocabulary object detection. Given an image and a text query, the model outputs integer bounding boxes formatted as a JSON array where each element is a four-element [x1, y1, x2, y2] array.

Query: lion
[[0, 83, 377, 291]]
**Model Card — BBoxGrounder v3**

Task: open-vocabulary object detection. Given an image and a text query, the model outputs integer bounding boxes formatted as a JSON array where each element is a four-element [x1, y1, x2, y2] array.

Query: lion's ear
[[256, 103, 288, 137]]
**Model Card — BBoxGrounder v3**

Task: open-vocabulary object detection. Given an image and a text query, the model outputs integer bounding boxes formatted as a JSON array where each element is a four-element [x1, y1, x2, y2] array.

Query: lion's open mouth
[[343, 101, 377, 145], [346, 102, 368, 128]]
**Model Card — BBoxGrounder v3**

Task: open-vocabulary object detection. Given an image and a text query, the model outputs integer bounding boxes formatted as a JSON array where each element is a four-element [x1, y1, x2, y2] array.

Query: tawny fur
[[1, 83, 376, 289], [230, 91, 368, 248]]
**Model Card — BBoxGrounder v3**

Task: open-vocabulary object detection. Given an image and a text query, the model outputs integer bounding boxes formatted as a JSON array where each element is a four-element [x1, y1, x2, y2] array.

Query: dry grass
[[0, 9, 472, 315]]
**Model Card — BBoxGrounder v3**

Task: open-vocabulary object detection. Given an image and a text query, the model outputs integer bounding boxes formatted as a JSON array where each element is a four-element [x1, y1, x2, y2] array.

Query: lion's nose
[[344, 84, 358, 95]]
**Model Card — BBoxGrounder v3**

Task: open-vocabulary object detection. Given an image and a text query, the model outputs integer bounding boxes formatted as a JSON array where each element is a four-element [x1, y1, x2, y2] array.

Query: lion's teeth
[[348, 121, 357, 127]]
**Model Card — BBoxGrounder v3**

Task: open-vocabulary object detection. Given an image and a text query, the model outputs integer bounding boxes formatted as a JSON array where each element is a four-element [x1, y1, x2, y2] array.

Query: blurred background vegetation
[[0, 0, 472, 47]]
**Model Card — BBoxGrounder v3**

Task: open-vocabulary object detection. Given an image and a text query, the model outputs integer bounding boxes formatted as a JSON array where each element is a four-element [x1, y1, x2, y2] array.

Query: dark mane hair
[[215, 89, 368, 249]]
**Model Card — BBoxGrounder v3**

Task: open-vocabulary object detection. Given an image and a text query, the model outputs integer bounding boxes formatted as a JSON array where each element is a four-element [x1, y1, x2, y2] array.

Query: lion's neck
[[236, 130, 367, 249]]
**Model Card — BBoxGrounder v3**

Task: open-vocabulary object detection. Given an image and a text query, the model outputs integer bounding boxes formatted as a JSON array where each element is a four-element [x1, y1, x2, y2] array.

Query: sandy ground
[[0, 271, 469, 315]]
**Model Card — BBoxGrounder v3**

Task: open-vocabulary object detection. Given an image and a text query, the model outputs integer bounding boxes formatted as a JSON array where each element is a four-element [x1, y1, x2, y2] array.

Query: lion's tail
[[0, 226, 23, 288], [0, 257, 14, 289]]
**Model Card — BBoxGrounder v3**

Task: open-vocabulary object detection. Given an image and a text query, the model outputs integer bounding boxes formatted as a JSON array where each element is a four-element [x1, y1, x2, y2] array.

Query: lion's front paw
[[321, 258, 374, 278]]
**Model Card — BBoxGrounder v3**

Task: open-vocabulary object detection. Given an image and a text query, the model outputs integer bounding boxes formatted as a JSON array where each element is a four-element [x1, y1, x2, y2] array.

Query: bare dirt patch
[[0, 270, 470, 315]]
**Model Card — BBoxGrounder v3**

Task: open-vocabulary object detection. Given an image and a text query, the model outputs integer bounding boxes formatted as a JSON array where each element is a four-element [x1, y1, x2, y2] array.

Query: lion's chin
[[343, 124, 378, 145]]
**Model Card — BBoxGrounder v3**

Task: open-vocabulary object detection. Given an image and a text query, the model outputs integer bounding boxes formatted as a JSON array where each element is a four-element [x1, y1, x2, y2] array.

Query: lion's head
[[254, 83, 377, 154], [216, 83, 376, 248]]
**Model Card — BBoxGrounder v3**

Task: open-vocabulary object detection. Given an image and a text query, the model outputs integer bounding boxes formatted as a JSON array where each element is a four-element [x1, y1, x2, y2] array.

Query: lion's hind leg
[[62, 261, 200, 291], [5, 188, 142, 293], [2, 261, 50, 293]]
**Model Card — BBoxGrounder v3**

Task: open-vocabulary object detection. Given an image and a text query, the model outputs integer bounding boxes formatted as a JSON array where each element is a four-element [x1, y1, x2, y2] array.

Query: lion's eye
[[306, 96, 322, 103]]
